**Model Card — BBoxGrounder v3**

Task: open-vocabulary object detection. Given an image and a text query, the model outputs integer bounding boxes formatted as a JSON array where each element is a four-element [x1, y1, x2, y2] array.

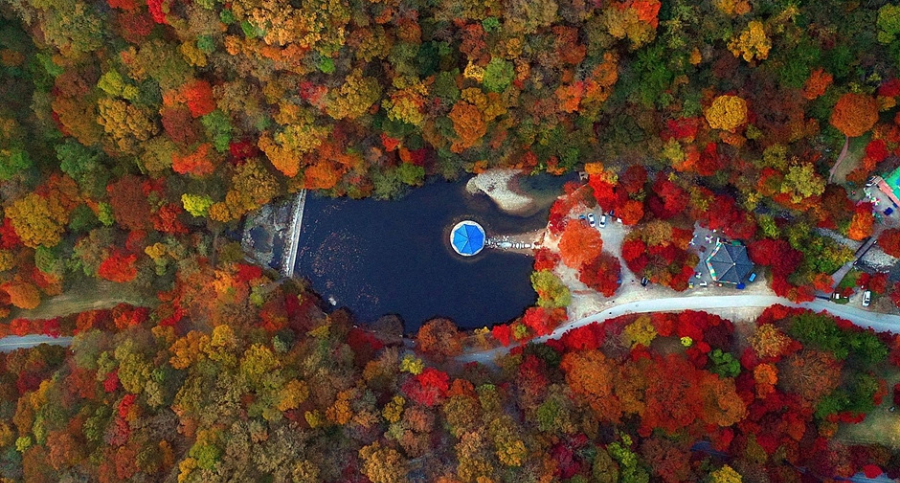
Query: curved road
[[0, 335, 73, 353], [2, 296, 900, 359], [458, 295, 900, 363]]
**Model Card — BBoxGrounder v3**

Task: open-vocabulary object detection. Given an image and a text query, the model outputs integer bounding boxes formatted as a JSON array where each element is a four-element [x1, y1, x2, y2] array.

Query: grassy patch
[[836, 269, 861, 290], [834, 367, 900, 449]]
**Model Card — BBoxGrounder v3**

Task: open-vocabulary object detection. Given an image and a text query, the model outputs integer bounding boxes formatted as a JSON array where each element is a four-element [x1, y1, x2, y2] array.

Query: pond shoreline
[[465, 169, 539, 216]]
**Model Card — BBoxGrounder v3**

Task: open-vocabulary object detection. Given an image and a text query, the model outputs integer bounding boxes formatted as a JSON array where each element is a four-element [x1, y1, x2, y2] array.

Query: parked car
[[863, 290, 872, 307], [885, 207, 895, 216], [587, 212, 596, 227], [748, 272, 757, 282], [598, 214, 607, 228], [640, 277, 649, 287], [698, 281, 708, 287]]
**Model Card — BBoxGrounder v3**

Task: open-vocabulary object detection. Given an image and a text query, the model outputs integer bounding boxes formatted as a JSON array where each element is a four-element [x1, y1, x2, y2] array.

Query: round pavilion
[[450, 221, 486, 256]]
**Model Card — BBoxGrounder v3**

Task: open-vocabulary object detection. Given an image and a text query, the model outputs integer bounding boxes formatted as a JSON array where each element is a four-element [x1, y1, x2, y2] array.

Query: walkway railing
[[281, 190, 307, 278]]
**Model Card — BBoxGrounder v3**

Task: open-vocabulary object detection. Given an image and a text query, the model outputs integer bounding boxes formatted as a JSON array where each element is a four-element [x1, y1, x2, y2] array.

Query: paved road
[[0, 335, 73, 353], [4, 296, 900, 362], [830, 229, 883, 290], [458, 294, 900, 363]]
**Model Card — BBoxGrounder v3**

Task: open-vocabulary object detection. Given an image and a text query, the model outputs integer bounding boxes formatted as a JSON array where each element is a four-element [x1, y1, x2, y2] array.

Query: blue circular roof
[[450, 221, 485, 256]]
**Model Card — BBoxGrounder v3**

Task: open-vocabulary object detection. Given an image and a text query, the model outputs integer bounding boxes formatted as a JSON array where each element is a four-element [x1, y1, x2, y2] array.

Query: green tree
[[483, 58, 515, 93], [531, 270, 571, 309]]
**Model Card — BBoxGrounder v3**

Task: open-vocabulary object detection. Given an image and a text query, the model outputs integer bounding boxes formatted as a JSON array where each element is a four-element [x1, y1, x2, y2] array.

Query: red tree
[[579, 253, 622, 296], [97, 252, 138, 283], [558, 220, 603, 269], [618, 200, 645, 226], [182, 80, 216, 118], [878, 228, 900, 257], [107, 175, 151, 230], [403, 368, 450, 407]]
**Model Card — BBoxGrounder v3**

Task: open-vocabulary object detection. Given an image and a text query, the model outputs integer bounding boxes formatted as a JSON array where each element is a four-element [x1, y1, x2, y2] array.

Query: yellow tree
[[729, 21, 771, 62], [705, 95, 748, 132], [560, 349, 623, 423], [96, 98, 159, 154], [6, 194, 68, 248], [359, 442, 408, 483]]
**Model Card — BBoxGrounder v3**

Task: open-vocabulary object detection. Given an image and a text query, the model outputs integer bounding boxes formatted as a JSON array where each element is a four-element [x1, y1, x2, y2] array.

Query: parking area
[[588, 208, 638, 278]]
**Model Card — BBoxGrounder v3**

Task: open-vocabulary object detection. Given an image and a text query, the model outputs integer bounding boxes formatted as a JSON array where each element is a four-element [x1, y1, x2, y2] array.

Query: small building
[[705, 240, 754, 285], [876, 166, 900, 207], [450, 221, 486, 256]]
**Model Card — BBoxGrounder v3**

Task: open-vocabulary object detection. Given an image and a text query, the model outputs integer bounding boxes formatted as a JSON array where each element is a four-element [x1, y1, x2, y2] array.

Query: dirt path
[[4, 280, 155, 322], [828, 135, 850, 183]]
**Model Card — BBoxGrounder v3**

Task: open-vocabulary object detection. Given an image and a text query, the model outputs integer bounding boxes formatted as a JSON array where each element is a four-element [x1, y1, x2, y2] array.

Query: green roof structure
[[705, 240, 754, 285], [884, 165, 900, 200]]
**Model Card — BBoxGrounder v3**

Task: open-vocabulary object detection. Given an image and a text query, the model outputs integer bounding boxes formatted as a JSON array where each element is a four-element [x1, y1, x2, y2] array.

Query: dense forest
[[3, 261, 900, 481], [1, 0, 900, 480]]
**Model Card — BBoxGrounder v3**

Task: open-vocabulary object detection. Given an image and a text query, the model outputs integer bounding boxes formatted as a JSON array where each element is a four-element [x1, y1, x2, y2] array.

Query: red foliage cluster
[[621, 226, 696, 291], [147, 0, 169, 24], [152, 203, 188, 234], [403, 368, 450, 407], [182, 80, 216, 118], [877, 228, 900, 257], [116, 11, 154, 44], [559, 321, 607, 352], [172, 143, 216, 177], [0, 218, 21, 249], [97, 252, 138, 283], [578, 253, 622, 296], [229, 139, 259, 161], [533, 248, 561, 271], [701, 194, 757, 240], [112, 304, 149, 330], [161, 107, 199, 146], [662, 117, 701, 141], [107, 175, 152, 231], [492, 324, 512, 346], [647, 176, 689, 219], [521, 307, 566, 337], [748, 239, 802, 278]]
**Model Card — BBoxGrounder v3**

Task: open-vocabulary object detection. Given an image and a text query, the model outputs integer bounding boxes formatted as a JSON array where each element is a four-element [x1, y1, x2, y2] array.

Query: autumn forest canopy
[[2, 0, 900, 480]]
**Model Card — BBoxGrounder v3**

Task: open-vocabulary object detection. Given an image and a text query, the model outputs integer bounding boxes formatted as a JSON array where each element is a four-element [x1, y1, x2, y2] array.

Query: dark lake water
[[295, 177, 566, 332]]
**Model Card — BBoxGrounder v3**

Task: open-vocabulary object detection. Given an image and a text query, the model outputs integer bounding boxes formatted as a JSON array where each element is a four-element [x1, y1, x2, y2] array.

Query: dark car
[[640, 277, 649, 287]]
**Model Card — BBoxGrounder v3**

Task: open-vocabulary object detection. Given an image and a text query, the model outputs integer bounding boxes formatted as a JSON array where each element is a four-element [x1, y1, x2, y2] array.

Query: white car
[[599, 214, 607, 228], [863, 290, 872, 307], [587, 213, 596, 227]]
